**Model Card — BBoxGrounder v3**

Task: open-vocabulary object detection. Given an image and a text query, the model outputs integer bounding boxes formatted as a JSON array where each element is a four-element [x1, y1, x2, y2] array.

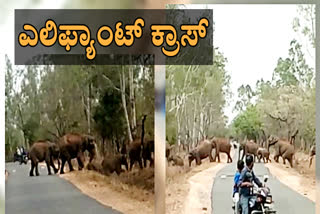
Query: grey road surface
[[6, 162, 122, 214], [211, 154, 315, 214]]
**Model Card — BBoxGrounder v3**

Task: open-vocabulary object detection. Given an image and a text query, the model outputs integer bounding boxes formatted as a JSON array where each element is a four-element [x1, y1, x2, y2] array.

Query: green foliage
[[5, 57, 154, 160], [273, 40, 314, 88], [231, 105, 261, 140], [233, 39, 315, 150], [93, 90, 124, 140], [166, 48, 231, 146]]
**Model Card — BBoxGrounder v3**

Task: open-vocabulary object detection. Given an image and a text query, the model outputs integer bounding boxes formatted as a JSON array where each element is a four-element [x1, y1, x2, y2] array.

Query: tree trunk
[[129, 58, 137, 132], [177, 113, 181, 151], [87, 83, 92, 134], [192, 97, 197, 148], [120, 67, 133, 142]]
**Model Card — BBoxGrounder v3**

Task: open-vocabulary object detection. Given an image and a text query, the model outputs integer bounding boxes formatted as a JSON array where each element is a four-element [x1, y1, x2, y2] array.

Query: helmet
[[245, 155, 254, 166], [237, 160, 244, 171]]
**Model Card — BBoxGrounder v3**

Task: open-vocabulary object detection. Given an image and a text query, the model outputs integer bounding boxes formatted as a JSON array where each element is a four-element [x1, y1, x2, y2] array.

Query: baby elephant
[[168, 155, 184, 166], [257, 148, 271, 163], [86, 160, 103, 173], [101, 154, 128, 176], [309, 145, 316, 168]]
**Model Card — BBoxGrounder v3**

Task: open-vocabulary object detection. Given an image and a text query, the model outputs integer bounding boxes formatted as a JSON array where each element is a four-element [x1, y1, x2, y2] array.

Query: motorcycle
[[232, 175, 276, 214], [14, 152, 28, 165], [19, 153, 28, 165]]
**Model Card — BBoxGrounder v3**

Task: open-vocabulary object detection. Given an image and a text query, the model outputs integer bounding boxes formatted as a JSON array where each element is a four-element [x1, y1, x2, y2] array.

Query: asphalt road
[[211, 153, 315, 214], [5, 162, 122, 214]]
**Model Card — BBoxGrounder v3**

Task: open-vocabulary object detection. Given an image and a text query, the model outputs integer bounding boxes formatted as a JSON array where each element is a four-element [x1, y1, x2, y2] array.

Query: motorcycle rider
[[233, 160, 245, 211], [233, 160, 245, 196], [237, 154, 263, 214], [16, 146, 21, 156]]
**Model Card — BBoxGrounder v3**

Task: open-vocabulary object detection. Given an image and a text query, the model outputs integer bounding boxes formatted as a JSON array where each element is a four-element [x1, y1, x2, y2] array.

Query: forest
[[166, 5, 315, 152], [5, 56, 155, 161]]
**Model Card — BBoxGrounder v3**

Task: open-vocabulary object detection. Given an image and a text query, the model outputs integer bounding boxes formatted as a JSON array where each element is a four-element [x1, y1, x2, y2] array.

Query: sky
[[186, 4, 315, 124]]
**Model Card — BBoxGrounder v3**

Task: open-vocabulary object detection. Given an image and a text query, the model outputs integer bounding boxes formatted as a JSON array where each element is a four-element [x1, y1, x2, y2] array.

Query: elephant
[[211, 137, 233, 163], [86, 159, 103, 172], [168, 155, 184, 166], [188, 139, 214, 167], [309, 145, 316, 168], [128, 115, 147, 170], [268, 136, 294, 168], [257, 147, 271, 163], [101, 154, 128, 176], [166, 141, 173, 162], [58, 133, 96, 174], [142, 139, 154, 168], [241, 140, 259, 161], [29, 140, 60, 176]]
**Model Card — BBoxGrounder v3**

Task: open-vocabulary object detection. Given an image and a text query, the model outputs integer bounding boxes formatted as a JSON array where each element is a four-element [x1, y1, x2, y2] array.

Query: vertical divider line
[[316, 2, 320, 214], [155, 65, 166, 214]]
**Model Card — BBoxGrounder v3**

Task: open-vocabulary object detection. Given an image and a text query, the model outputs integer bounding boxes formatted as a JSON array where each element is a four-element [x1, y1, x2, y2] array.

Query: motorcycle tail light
[[266, 196, 272, 204]]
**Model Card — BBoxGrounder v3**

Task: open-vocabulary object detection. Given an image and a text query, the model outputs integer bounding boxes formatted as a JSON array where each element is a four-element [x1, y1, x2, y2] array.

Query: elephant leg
[[143, 158, 147, 168], [196, 156, 201, 165], [209, 152, 214, 162], [138, 158, 143, 169], [115, 165, 122, 175], [129, 159, 134, 171], [29, 161, 35, 176], [60, 158, 66, 174], [49, 156, 58, 174], [67, 159, 74, 172], [56, 158, 60, 170], [289, 157, 293, 168], [35, 161, 40, 176], [309, 157, 313, 168], [227, 152, 232, 163], [76, 157, 84, 171], [45, 159, 52, 175], [77, 153, 85, 170], [217, 153, 221, 163], [282, 156, 286, 165]]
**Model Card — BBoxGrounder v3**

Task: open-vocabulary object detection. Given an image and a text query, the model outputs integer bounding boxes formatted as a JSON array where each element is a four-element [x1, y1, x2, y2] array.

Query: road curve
[[211, 153, 315, 214], [5, 162, 122, 214]]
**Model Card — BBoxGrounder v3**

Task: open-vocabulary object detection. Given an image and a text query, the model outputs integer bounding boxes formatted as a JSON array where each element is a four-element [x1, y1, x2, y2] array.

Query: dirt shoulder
[[265, 152, 315, 202], [60, 168, 154, 214], [166, 151, 233, 214]]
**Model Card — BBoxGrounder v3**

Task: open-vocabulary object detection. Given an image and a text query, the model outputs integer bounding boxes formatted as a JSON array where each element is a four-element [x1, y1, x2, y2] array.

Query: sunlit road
[[211, 152, 315, 214], [6, 162, 122, 214]]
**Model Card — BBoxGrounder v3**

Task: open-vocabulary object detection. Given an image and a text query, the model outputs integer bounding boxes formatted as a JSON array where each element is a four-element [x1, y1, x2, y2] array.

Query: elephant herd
[[28, 133, 97, 176], [166, 137, 233, 167], [166, 133, 316, 169], [238, 135, 316, 168], [27, 115, 155, 177]]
